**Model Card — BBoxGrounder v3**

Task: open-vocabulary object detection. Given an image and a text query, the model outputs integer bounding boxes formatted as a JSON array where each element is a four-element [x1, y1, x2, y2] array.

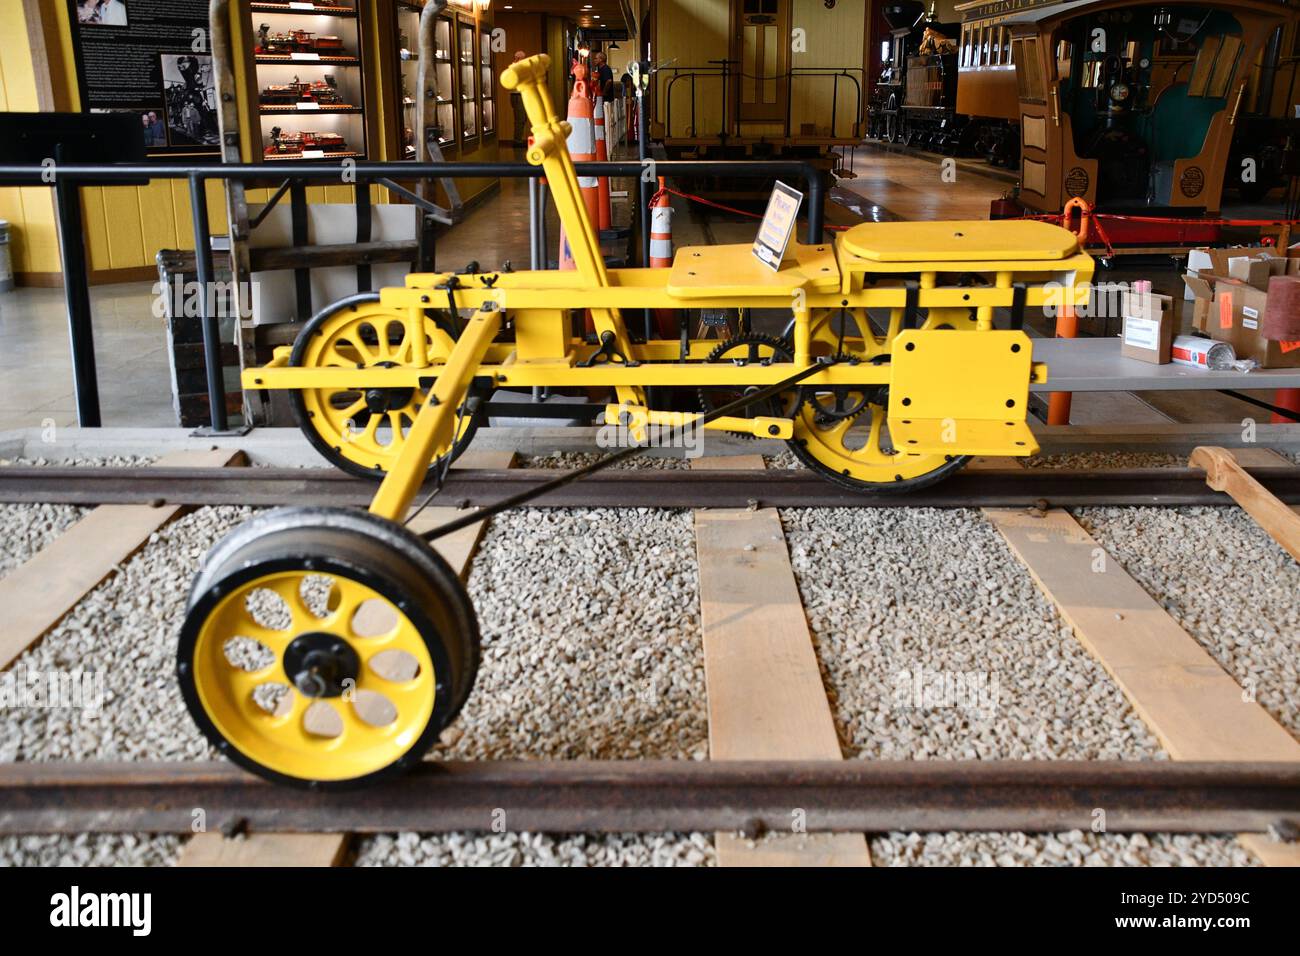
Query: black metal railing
[[0, 158, 825, 434], [661, 66, 864, 143]]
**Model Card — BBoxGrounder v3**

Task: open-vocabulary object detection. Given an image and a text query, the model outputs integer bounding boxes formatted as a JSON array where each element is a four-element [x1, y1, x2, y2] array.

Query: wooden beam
[[984, 484, 1300, 866], [1191, 446, 1300, 560], [0, 449, 245, 673], [179, 450, 515, 868], [175, 831, 350, 868], [692, 455, 870, 867]]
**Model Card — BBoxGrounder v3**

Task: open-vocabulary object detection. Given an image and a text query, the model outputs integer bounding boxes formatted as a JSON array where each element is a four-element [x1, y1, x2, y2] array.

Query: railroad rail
[[0, 760, 1296, 837], [1, 464, 1299, 509]]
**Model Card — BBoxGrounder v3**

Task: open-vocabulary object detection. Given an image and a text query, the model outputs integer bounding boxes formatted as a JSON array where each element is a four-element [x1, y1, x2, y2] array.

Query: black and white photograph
[[160, 53, 218, 148], [74, 0, 129, 27]]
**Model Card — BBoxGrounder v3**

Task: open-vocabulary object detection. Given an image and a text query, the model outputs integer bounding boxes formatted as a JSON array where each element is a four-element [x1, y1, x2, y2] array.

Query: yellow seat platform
[[841, 220, 1079, 263], [666, 242, 841, 298]]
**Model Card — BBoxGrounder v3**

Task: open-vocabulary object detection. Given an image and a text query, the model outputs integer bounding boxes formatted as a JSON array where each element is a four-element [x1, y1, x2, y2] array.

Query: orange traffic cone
[[1272, 389, 1300, 424], [650, 178, 677, 338], [565, 64, 602, 234], [594, 94, 612, 232], [650, 179, 673, 268]]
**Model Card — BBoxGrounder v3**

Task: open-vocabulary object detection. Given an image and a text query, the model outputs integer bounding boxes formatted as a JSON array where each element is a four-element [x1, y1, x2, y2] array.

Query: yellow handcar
[[177, 54, 1092, 788]]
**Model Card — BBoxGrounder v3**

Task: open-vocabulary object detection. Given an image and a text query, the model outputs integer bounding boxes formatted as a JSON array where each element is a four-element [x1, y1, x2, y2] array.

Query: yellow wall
[[0, 0, 491, 282], [790, 0, 866, 138], [0, 0, 226, 280], [653, 0, 731, 138], [0, 2, 60, 277]]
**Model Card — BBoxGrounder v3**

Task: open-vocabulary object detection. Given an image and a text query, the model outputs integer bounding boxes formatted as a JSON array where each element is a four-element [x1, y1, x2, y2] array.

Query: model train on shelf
[[263, 126, 349, 156], [254, 24, 347, 56], [252, 1, 351, 10], [258, 75, 347, 106], [867, 0, 1299, 225]]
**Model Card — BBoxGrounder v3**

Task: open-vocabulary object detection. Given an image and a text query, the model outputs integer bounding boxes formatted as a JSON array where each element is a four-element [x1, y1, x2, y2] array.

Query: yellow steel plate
[[841, 220, 1078, 263], [666, 243, 841, 298], [886, 329, 1040, 457], [888, 417, 1038, 457]]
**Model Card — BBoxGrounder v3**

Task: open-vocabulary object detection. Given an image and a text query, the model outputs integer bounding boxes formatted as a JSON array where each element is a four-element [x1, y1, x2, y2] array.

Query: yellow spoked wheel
[[178, 508, 479, 788], [290, 293, 481, 480], [788, 306, 973, 492]]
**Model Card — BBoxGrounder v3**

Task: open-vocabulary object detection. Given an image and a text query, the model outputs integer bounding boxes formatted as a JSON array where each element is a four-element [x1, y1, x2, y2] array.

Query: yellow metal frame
[[240, 54, 1096, 516]]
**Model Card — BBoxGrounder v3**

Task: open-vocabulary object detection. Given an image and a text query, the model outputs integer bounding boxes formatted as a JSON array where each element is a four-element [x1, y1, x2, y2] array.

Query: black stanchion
[[53, 146, 101, 428], [187, 174, 231, 436]]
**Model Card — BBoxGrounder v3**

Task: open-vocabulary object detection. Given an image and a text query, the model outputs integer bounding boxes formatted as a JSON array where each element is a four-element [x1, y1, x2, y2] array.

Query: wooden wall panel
[[789, 0, 866, 138], [654, 0, 731, 138]]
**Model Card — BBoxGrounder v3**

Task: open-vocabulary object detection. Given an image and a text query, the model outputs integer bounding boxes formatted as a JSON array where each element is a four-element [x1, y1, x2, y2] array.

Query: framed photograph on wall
[[65, 0, 220, 159]]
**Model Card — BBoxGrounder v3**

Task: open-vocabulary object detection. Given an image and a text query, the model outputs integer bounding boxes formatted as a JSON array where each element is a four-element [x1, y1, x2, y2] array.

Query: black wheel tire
[[288, 292, 481, 481], [787, 437, 972, 495], [178, 506, 480, 790]]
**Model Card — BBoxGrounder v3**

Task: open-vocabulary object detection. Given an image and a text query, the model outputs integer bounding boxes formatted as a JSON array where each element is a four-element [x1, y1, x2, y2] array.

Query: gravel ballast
[[1076, 505, 1300, 738], [778, 502, 1260, 866], [0, 504, 251, 866], [0, 446, 1290, 865], [353, 491, 714, 866]]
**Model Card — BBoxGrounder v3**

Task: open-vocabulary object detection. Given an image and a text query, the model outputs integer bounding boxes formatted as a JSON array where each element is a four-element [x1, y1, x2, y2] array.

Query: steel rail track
[[0, 760, 1295, 836], [1, 465, 1298, 509]]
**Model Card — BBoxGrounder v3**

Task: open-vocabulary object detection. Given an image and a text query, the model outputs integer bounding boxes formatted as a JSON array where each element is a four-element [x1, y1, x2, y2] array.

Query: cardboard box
[[1183, 273, 1236, 332], [1210, 282, 1300, 368], [1227, 252, 1288, 290], [1184, 245, 1298, 297], [1121, 291, 1174, 363]]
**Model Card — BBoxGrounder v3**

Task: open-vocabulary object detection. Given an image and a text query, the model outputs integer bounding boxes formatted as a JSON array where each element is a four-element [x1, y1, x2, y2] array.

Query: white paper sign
[[752, 181, 803, 272], [297, 102, 321, 111], [302, 149, 326, 159], [291, 53, 321, 62], [1123, 316, 1160, 351]]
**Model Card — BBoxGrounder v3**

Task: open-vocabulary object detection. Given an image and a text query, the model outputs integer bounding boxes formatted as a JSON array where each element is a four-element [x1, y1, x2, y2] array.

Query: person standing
[[592, 51, 614, 101]]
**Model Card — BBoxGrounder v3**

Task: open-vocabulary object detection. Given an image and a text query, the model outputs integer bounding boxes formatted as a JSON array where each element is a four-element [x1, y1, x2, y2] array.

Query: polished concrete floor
[[0, 281, 171, 432], [0, 141, 1274, 432]]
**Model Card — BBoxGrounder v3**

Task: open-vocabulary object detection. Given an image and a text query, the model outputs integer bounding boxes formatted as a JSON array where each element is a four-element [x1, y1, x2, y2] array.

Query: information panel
[[66, 0, 219, 158]]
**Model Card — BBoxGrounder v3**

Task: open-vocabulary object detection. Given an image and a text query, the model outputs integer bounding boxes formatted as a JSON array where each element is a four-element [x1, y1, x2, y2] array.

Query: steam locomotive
[[869, 0, 1299, 215], [254, 24, 347, 56], [867, 2, 1019, 167], [263, 127, 349, 156], [258, 75, 346, 106]]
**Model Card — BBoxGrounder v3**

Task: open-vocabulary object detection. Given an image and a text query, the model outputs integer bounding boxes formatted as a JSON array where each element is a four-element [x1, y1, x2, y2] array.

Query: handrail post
[[189, 172, 229, 434], [804, 163, 824, 244], [52, 147, 101, 428]]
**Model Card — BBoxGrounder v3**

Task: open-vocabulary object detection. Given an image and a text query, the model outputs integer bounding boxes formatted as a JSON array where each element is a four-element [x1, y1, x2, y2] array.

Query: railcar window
[[1207, 34, 1242, 98], [1002, 30, 1012, 65], [1057, 40, 1072, 81], [1013, 36, 1044, 101]]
